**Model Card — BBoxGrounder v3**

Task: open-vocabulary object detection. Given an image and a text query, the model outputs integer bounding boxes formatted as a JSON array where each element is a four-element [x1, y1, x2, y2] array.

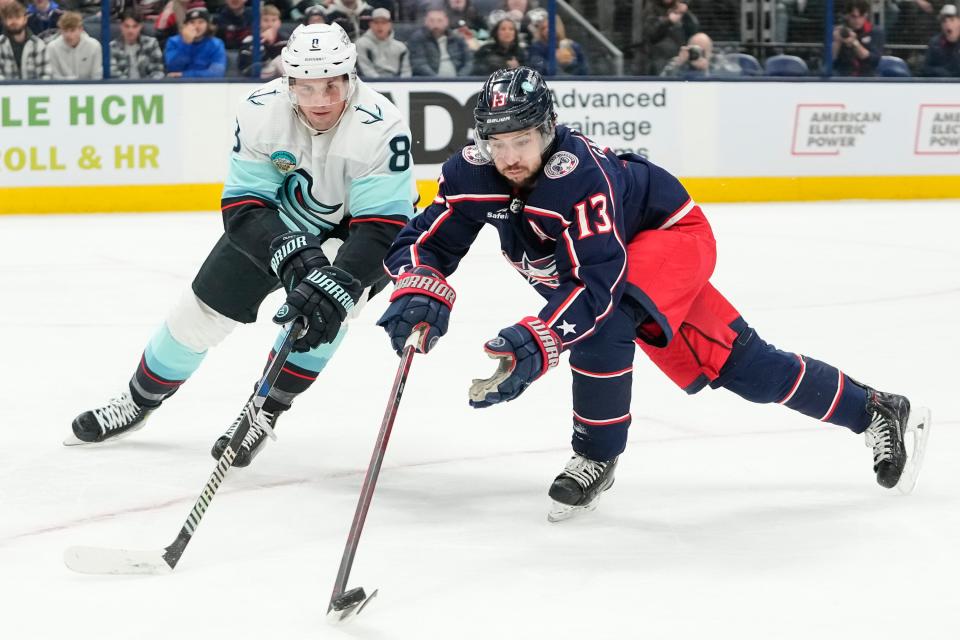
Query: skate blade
[[547, 498, 601, 523], [326, 587, 378, 624], [895, 407, 932, 496], [63, 417, 151, 447]]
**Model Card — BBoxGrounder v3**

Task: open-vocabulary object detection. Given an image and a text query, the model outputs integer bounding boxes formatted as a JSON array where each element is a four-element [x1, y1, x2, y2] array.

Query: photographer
[[640, 0, 700, 75], [833, 0, 885, 76], [660, 31, 735, 77]]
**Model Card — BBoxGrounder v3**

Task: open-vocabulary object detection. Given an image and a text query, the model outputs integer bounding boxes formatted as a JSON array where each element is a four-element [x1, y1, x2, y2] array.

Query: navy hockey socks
[[716, 327, 871, 433], [570, 363, 634, 462]]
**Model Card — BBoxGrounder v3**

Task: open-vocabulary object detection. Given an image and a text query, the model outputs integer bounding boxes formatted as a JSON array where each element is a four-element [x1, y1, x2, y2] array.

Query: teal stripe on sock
[[276, 325, 347, 373], [144, 324, 207, 381]]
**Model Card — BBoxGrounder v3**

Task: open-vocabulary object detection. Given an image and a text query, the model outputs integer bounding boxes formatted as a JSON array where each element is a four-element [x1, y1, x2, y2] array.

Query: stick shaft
[[160, 319, 304, 569], [329, 342, 417, 603]]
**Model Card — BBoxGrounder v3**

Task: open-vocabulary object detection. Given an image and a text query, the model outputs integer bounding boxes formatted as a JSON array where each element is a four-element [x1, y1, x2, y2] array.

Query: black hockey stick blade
[[326, 587, 379, 624]]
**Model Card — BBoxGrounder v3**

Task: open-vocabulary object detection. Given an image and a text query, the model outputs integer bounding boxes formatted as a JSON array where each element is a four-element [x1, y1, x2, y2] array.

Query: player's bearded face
[[488, 128, 545, 187], [290, 76, 349, 131]]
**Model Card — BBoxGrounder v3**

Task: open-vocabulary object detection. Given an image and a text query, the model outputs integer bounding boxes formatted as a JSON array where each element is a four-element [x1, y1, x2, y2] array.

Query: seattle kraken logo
[[279, 169, 342, 233]]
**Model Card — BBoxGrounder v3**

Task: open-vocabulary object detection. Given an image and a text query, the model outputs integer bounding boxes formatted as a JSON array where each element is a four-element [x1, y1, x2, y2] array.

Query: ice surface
[[0, 201, 958, 639]]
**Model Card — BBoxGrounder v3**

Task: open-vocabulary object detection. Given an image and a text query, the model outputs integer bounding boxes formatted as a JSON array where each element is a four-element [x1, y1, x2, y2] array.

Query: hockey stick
[[63, 318, 306, 575], [327, 326, 427, 623]]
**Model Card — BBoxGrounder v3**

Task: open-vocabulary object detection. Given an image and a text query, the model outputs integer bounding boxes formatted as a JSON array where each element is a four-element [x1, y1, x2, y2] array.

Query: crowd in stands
[[0, 0, 956, 80]]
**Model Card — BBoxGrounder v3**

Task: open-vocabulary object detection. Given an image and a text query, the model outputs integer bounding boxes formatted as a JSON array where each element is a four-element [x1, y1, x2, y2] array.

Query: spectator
[[640, 0, 700, 75], [891, 0, 948, 44], [446, 0, 486, 33], [471, 16, 525, 74], [526, 8, 587, 75], [156, 0, 205, 44], [137, 0, 167, 21], [216, 0, 252, 50], [833, 0, 885, 76], [111, 9, 165, 78], [165, 6, 227, 77], [301, 3, 326, 24], [660, 31, 737, 77], [26, 0, 63, 41], [447, 0, 487, 50], [326, 0, 373, 40], [238, 3, 288, 77], [289, 0, 320, 22], [500, 0, 533, 35], [407, 8, 471, 76], [0, 1, 52, 79], [356, 7, 410, 77], [924, 3, 960, 76], [47, 10, 101, 78]]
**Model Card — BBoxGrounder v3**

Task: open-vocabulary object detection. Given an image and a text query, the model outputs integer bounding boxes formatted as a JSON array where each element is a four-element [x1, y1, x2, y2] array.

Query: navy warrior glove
[[269, 231, 330, 293], [469, 317, 561, 408], [376, 266, 456, 354], [273, 266, 362, 352]]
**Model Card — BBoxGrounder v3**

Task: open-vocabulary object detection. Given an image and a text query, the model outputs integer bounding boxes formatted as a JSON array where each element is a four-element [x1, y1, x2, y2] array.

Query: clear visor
[[476, 120, 555, 162], [288, 76, 349, 108]]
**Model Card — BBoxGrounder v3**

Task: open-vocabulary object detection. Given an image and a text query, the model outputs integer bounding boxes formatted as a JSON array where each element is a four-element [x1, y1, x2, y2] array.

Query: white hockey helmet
[[281, 22, 357, 80]]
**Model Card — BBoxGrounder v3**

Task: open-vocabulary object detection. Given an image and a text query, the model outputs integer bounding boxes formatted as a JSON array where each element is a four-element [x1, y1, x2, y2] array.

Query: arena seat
[[727, 52, 762, 76], [877, 55, 911, 77], [764, 54, 809, 77]]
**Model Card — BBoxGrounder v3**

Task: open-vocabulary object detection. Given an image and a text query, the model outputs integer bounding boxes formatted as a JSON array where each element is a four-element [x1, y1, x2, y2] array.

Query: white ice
[[0, 201, 958, 640]]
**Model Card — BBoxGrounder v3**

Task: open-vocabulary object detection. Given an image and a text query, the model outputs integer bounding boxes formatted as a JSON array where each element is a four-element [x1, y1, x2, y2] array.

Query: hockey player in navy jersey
[[69, 23, 417, 466], [378, 67, 930, 521]]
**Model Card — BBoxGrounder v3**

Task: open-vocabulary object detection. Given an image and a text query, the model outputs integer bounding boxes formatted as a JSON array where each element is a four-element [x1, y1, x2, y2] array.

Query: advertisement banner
[[1, 80, 958, 212]]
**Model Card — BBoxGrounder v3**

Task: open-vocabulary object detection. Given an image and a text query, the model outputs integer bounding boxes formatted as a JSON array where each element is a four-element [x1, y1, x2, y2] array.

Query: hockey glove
[[376, 266, 456, 355], [269, 231, 330, 293], [272, 266, 362, 352], [469, 317, 561, 408]]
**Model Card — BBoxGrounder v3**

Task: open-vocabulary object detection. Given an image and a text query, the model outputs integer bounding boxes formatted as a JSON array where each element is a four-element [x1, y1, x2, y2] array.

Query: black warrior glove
[[269, 231, 330, 293], [273, 266, 362, 352]]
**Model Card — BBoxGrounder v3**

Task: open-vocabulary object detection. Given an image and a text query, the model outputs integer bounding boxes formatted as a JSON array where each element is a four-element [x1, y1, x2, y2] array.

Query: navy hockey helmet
[[474, 67, 557, 160]]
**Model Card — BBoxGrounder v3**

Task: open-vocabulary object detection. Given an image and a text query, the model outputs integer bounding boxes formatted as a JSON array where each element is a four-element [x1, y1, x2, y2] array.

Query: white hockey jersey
[[223, 77, 417, 239]]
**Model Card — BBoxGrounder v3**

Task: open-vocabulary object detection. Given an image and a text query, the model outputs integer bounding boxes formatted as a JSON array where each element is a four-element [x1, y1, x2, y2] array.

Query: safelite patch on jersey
[[544, 151, 578, 179], [270, 150, 297, 173], [462, 145, 490, 165]]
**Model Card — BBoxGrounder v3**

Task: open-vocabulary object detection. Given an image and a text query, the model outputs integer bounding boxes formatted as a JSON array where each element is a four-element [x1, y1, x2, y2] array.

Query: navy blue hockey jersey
[[383, 125, 697, 349]]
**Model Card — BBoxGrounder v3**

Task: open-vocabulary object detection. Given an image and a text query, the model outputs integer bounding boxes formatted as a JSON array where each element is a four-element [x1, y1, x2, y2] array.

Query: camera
[[687, 44, 703, 62], [840, 26, 852, 38]]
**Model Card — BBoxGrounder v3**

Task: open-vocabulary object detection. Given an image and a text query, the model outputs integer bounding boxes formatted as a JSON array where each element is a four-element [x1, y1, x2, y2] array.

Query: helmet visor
[[288, 76, 348, 108], [476, 119, 555, 162]]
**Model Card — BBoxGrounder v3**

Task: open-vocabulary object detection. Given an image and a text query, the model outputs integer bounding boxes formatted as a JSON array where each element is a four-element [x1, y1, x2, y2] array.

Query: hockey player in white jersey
[[69, 23, 417, 466]]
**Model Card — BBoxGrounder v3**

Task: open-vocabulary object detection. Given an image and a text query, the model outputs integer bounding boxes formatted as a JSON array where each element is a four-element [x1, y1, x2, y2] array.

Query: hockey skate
[[547, 454, 618, 522], [66, 391, 154, 446], [210, 402, 282, 468], [864, 389, 931, 494]]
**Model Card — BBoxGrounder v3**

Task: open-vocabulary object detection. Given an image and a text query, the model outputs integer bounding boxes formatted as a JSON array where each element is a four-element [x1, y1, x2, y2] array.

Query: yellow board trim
[[1, 175, 957, 214]]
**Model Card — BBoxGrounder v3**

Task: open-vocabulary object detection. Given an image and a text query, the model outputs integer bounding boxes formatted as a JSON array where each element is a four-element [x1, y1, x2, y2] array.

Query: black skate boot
[[547, 454, 618, 522], [864, 389, 910, 489], [210, 403, 283, 468], [68, 391, 154, 446]]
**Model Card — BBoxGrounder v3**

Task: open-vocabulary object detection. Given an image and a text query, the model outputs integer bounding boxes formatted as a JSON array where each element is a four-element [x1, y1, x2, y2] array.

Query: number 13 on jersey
[[574, 193, 611, 239]]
